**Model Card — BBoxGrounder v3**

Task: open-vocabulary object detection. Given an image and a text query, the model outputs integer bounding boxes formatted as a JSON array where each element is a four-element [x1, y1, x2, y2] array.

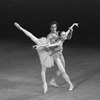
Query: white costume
[[33, 37, 54, 68]]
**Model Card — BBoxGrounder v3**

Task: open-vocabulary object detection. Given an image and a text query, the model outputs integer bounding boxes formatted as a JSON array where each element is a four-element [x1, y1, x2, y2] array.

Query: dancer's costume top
[[50, 29, 73, 58]]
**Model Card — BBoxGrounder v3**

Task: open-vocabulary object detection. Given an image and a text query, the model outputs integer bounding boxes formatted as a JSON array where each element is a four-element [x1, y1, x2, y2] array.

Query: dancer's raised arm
[[14, 22, 39, 44], [65, 23, 79, 36]]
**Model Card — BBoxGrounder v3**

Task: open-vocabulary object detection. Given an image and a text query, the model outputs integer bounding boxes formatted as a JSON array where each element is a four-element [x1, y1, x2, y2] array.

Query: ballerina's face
[[61, 31, 66, 40]]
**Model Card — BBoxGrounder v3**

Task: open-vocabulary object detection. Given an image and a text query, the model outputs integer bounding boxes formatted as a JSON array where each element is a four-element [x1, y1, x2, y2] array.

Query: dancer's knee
[[60, 70, 66, 75], [60, 70, 69, 78]]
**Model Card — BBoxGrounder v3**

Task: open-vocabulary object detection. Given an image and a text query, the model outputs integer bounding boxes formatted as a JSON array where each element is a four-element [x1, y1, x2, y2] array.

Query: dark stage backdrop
[[0, 0, 100, 45]]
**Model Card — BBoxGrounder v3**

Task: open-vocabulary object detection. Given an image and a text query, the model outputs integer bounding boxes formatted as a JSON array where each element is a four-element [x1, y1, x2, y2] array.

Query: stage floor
[[0, 40, 100, 100]]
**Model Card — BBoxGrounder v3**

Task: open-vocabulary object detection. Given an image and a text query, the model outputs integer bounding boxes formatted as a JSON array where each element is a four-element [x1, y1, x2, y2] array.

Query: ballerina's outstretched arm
[[65, 23, 79, 36], [45, 41, 62, 48], [14, 22, 39, 44]]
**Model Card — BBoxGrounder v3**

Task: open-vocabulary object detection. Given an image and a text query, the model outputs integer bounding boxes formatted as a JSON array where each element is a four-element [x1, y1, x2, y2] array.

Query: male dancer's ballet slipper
[[43, 84, 48, 93], [50, 79, 59, 87]]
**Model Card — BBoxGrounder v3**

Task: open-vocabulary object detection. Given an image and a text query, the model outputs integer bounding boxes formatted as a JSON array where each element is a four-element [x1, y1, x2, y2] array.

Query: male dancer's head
[[50, 21, 58, 33]]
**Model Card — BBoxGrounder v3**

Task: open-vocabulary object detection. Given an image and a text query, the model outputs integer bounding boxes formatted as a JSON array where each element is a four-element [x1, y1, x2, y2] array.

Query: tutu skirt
[[38, 50, 54, 68], [35, 37, 54, 68]]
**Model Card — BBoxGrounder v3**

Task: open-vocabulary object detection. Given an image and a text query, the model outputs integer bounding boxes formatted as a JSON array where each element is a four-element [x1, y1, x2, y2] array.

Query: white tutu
[[33, 37, 54, 68]]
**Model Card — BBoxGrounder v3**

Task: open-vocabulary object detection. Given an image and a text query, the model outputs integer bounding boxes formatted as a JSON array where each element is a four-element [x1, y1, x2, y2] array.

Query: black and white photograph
[[0, 0, 100, 100]]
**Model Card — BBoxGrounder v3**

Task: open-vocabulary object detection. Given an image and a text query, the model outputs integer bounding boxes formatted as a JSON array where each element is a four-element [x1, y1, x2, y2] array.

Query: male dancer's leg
[[50, 55, 65, 86]]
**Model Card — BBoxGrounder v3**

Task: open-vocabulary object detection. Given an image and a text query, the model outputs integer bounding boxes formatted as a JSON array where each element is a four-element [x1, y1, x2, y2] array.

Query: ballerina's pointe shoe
[[50, 79, 59, 87], [43, 84, 48, 93], [69, 85, 74, 91]]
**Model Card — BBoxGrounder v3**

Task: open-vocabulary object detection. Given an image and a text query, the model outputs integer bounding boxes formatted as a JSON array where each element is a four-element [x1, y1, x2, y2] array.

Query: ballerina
[[47, 23, 79, 91], [14, 22, 55, 93]]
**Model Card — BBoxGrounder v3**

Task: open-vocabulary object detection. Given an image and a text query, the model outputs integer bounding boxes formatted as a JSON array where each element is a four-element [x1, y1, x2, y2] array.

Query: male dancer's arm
[[14, 22, 39, 44], [47, 41, 61, 47]]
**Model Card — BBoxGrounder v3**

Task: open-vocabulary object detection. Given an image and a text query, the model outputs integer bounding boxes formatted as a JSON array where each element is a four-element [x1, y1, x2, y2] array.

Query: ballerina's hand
[[73, 23, 79, 27], [14, 22, 21, 30]]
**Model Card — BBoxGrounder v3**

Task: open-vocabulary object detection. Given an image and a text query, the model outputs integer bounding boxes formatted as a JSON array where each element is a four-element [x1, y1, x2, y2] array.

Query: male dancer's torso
[[47, 31, 63, 55]]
